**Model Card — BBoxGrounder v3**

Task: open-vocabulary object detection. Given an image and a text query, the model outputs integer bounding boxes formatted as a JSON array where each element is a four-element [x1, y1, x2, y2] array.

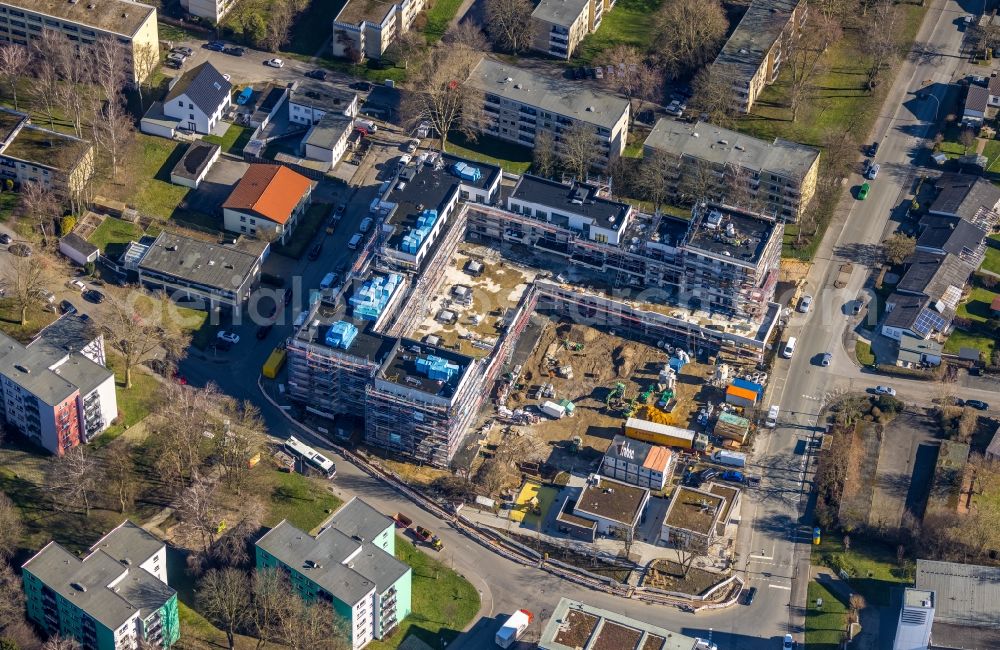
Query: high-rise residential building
[[529, 0, 615, 60], [0, 0, 160, 85], [22, 521, 179, 650], [331, 0, 426, 62]]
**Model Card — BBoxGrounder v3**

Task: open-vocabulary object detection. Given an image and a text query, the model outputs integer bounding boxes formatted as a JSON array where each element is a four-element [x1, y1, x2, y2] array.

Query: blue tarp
[[325, 321, 358, 349], [732, 378, 764, 396]]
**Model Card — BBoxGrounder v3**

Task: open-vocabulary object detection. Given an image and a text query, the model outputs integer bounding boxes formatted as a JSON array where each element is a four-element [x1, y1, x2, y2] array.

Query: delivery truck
[[262, 346, 287, 379], [712, 450, 747, 468], [495, 609, 533, 648]]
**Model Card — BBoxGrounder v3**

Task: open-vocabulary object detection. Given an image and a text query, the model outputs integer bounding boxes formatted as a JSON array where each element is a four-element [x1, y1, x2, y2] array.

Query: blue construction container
[[325, 321, 358, 350], [350, 274, 401, 321], [415, 354, 460, 381], [452, 162, 481, 182], [732, 378, 764, 397]]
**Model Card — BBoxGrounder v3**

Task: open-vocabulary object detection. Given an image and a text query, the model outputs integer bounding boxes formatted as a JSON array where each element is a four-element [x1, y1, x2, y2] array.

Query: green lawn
[[814, 537, 911, 607], [0, 299, 59, 343], [92, 354, 165, 446], [806, 580, 849, 649], [156, 21, 208, 44], [423, 0, 465, 44], [369, 536, 480, 649], [956, 286, 1000, 323], [855, 340, 875, 366], [87, 216, 143, 253], [575, 0, 664, 64], [0, 190, 18, 222], [202, 123, 253, 155], [262, 469, 342, 531], [944, 328, 998, 358], [981, 139, 1000, 170], [273, 203, 330, 259], [133, 135, 191, 220], [445, 133, 533, 174], [981, 234, 1000, 275]]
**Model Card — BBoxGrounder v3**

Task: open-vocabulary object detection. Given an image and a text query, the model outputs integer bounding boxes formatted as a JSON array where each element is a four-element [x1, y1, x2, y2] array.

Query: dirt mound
[[612, 345, 635, 377]]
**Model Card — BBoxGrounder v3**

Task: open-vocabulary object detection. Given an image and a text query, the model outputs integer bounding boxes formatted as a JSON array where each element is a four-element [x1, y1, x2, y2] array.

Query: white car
[[798, 295, 813, 313], [66, 279, 86, 291], [216, 331, 240, 344], [783, 634, 795, 649], [265, 58, 284, 68], [874, 385, 896, 396]]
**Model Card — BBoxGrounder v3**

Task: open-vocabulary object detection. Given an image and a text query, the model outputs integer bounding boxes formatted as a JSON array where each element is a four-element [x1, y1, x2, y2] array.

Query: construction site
[[283, 156, 782, 469]]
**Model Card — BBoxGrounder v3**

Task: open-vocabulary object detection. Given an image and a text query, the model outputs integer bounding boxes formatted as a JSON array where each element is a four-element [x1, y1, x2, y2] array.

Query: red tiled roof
[[223, 164, 312, 225]]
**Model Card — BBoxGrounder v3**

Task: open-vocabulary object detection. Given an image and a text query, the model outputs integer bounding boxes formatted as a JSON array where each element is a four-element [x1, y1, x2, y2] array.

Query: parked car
[[850, 299, 864, 315], [33, 288, 55, 304], [166, 53, 186, 63], [307, 242, 323, 261], [720, 470, 745, 483], [171, 46, 194, 57], [874, 385, 897, 396], [0, 233, 10, 244], [217, 331, 240, 345], [699, 468, 720, 482], [866, 163, 880, 180], [265, 58, 284, 68], [783, 634, 795, 649], [224, 46, 245, 56], [594, 67, 604, 80], [256, 323, 274, 340], [858, 182, 871, 200], [404, 139, 419, 153], [236, 87, 253, 106], [66, 279, 86, 291], [868, 141, 879, 156], [283, 288, 294, 305], [820, 352, 832, 367], [798, 294, 813, 313], [305, 69, 327, 80], [351, 80, 373, 92], [334, 204, 346, 219], [82, 289, 104, 303], [320, 272, 340, 290], [962, 399, 990, 410], [59, 300, 77, 315], [743, 586, 757, 605], [205, 41, 226, 52]]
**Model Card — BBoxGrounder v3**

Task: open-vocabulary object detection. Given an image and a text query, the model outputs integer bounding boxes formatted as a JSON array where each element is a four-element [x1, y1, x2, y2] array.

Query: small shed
[[715, 412, 751, 443], [170, 141, 220, 190], [725, 384, 758, 409], [958, 347, 983, 364], [59, 232, 99, 266]]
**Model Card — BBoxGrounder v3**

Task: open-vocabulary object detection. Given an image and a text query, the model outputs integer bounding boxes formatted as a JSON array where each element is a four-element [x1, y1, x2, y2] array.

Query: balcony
[[549, 31, 569, 44]]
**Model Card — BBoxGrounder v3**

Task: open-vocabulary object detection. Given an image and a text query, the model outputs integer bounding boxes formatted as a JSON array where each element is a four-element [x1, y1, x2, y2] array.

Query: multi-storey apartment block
[[22, 521, 179, 650], [0, 326, 117, 455], [712, 0, 806, 113], [256, 498, 412, 650], [0, 0, 160, 85], [0, 108, 94, 195], [179, 0, 236, 23], [643, 118, 820, 221], [332, 0, 426, 62], [529, 0, 614, 59], [466, 57, 630, 167]]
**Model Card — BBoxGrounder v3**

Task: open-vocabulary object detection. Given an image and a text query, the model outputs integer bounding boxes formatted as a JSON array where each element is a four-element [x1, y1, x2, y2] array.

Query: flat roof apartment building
[[0, 0, 160, 84], [22, 521, 179, 650], [256, 498, 412, 650], [0, 108, 94, 196], [712, 0, 806, 113], [643, 118, 820, 221], [466, 57, 630, 168], [332, 0, 426, 62], [530, 0, 614, 60], [540, 598, 717, 650], [180, 0, 236, 23]]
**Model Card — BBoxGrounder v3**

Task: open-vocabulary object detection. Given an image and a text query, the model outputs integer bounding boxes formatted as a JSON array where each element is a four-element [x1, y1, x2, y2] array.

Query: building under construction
[[285, 159, 781, 467]]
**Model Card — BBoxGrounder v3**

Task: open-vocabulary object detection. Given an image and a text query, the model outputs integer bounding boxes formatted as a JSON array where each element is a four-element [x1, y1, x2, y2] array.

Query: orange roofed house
[[223, 164, 314, 245]]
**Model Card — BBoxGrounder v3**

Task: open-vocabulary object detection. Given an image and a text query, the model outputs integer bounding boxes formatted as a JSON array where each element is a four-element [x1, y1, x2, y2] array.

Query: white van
[[766, 405, 779, 428], [348, 233, 363, 249], [354, 118, 377, 132], [359, 217, 373, 233], [781, 337, 797, 359], [319, 272, 338, 290]]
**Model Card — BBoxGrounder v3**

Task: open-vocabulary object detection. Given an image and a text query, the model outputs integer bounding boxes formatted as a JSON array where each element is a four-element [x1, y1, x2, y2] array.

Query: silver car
[[798, 295, 813, 313]]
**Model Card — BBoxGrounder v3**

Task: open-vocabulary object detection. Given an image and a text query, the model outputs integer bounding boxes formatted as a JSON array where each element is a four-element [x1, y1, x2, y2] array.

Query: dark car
[[743, 586, 757, 605], [256, 323, 274, 340], [83, 289, 105, 304], [59, 300, 77, 315], [224, 46, 245, 56], [205, 41, 226, 52], [699, 468, 720, 482], [305, 69, 328, 80], [721, 470, 745, 483], [350, 81, 373, 92], [868, 141, 879, 156], [307, 242, 323, 261], [283, 288, 294, 305], [334, 203, 346, 219], [0, 233, 10, 244], [171, 46, 194, 57], [963, 399, 990, 410]]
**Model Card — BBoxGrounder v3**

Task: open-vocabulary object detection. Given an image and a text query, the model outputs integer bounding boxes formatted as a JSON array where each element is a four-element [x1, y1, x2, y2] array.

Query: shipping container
[[540, 401, 566, 419], [624, 417, 695, 449]]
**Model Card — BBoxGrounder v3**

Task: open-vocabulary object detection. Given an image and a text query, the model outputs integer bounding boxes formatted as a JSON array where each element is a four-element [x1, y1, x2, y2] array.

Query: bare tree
[[17, 180, 61, 235], [0, 44, 31, 111], [654, 0, 728, 78], [41, 634, 81, 650], [104, 442, 139, 514], [485, 0, 533, 53], [199, 568, 252, 650], [402, 46, 484, 152], [93, 36, 128, 107], [388, 29, 425, 70], [283, 599, 349, 650], [48, 447, 100, 516], [152, 382, 220, 488], [558, 122, 599, 182], [47, 33, 94, 138], [263, 0, 294, 52], [605, 46, 661, 127], [881, 233, 916, 265], [0, 494, 22, 563], [133, 42, 160, 108], [848, 593, 867, 624], [101, 286, 192, 389], [0, 562, 28, 636], [690, 65, 738, 127], [863, 0, 901, 91], [216, 397, 267, 495], [1, 255, 48, 326], [93, 104, 134, 185], [252, 568, 296, 649], [786, 14, 842, 121], [30, 63, 61, 130], [671, 533, 707, 578], [210, 502, 263, 569], [533, 130, 557, 178], [173, 472, 221, 556], [474, 458, 512, 496], [444, 21, 489, 51], [677, 158, 717, 204], [638, 150, 677, 212]]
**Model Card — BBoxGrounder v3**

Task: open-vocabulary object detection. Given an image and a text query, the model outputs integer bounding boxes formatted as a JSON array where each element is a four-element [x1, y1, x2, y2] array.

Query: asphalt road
[[172, 0, 988, 647]]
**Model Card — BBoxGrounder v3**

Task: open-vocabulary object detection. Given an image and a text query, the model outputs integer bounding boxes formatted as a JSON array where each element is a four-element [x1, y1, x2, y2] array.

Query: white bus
[[284, 436, 336, 479]]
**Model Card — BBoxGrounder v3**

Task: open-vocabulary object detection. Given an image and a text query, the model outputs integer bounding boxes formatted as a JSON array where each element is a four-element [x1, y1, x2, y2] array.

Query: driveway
[[183, 157, 249, 215]]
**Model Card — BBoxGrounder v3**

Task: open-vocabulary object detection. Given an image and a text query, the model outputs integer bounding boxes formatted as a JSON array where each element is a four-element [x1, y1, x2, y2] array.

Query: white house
[[58, 233, 99, 266], [163, 63, 233, 135], [222, 164, 314, 244]]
